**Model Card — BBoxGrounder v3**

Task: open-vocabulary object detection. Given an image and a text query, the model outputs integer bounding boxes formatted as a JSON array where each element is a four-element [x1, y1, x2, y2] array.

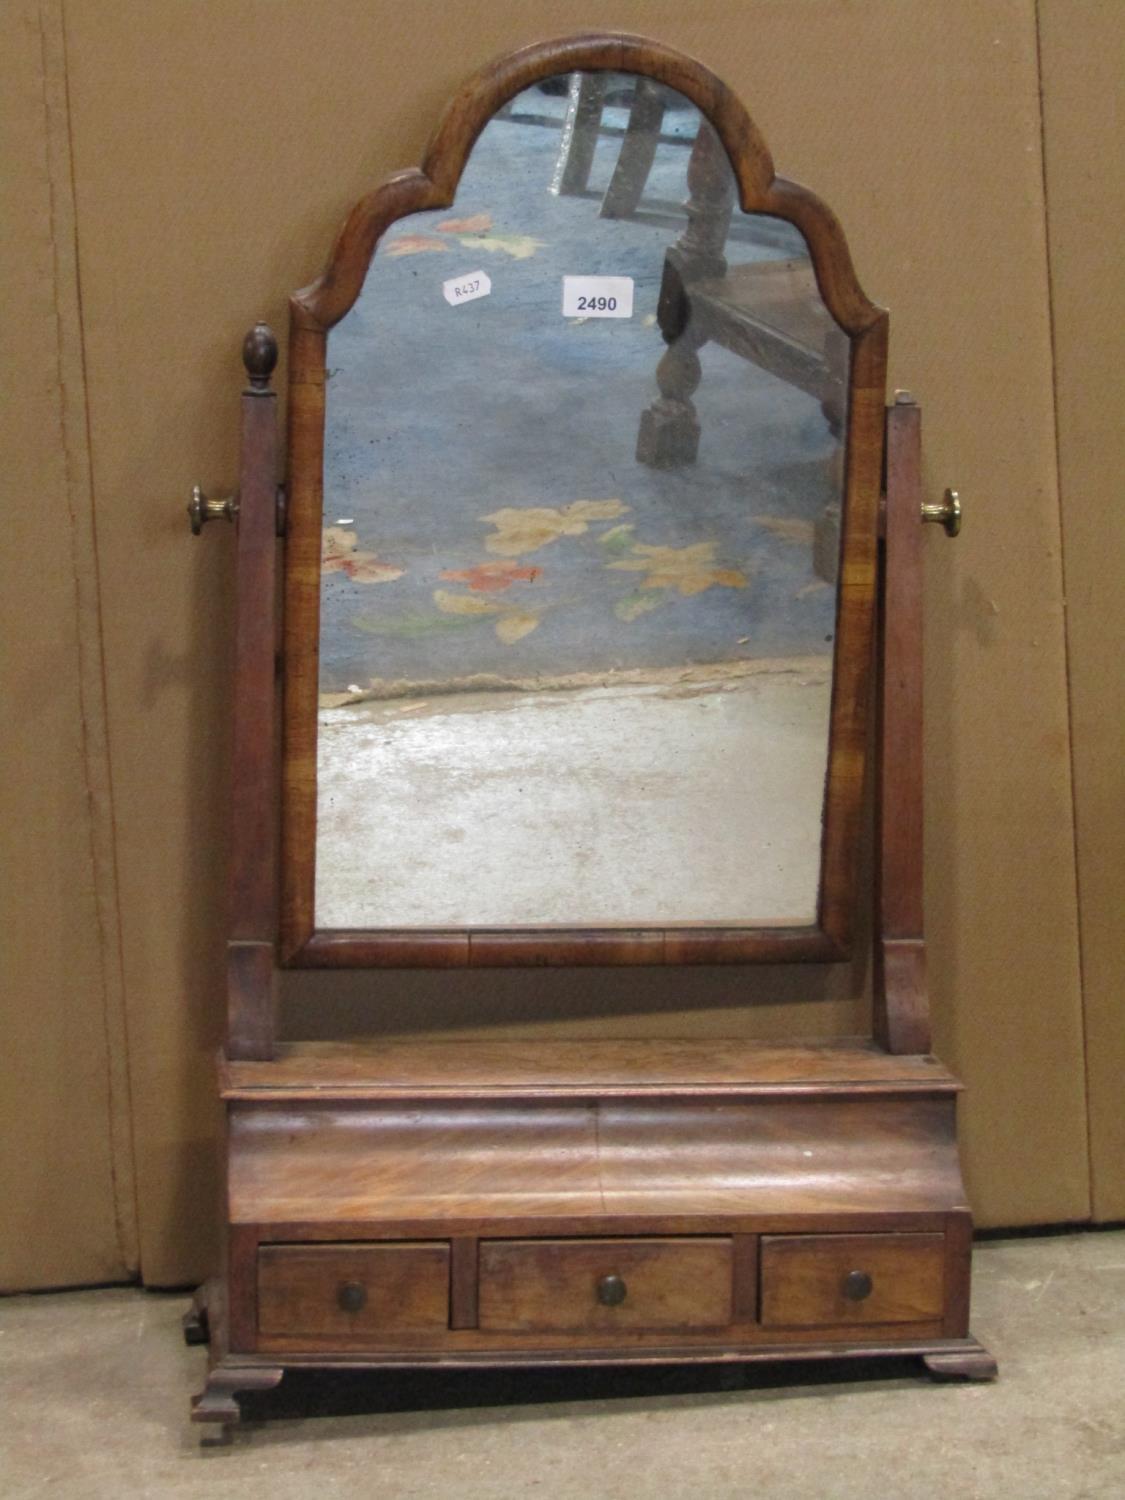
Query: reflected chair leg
[[552, 72, 608, 197], [811, 319, 849, 583], [600, 77, 667, 219], [636, 332, 705, 468], [813, 503, 842, 584], [636, 121, 733, 468]]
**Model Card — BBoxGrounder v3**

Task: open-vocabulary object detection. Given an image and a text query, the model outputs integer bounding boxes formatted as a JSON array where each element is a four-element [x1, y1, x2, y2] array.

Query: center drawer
[[478, 1237, 733, 1334]]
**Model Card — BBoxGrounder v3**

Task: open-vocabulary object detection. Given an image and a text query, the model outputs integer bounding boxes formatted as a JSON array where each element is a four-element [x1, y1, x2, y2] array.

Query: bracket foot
[[182, 1283, 213, 1347], [922, 1347, 998, 1382], [191, 1365, 284, 1442]]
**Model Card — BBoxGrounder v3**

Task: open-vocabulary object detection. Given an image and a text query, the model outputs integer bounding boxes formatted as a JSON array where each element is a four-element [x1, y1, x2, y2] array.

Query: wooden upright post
[[875, 396, 932, 1055], [227, 323, 280, 1061]]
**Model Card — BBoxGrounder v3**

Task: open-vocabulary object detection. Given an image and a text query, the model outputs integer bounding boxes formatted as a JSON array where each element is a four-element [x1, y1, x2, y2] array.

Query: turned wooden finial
[[242, 321, 278, 392]]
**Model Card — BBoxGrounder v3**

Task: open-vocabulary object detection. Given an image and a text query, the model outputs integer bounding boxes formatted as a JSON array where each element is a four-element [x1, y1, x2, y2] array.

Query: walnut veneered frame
[[278, 31, 888, 969]]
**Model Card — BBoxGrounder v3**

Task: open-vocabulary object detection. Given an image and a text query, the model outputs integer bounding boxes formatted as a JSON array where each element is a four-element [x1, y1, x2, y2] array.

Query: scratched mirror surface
[[315, 73, 849, 929]]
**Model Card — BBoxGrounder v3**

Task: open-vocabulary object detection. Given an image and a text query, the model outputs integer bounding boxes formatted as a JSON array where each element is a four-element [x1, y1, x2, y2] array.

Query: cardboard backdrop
[[2, 0, 1120, 1290]]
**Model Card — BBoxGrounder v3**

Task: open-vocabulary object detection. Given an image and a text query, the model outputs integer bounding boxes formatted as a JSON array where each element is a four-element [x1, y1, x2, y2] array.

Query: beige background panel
[[1039, 0, 1125, 1222], [0, 0, 136, 1289], [55, 0, 1090, 1283]]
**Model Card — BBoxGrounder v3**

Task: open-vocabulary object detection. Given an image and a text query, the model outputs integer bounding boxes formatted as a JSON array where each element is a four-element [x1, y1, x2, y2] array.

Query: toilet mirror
[[280, 43, 887, 966]]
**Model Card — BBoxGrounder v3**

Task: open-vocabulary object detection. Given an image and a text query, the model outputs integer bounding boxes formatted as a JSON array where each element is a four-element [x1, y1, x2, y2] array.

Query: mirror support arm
[[874, 395, 933, 1054], [225, 323, 281, 1061]]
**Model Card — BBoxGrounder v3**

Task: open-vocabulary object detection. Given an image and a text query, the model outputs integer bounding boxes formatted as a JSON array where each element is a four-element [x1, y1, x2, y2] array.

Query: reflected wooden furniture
[[185, 32, 994, 1440], [552, 70, 672, 219], [636, 120, 850, 579]]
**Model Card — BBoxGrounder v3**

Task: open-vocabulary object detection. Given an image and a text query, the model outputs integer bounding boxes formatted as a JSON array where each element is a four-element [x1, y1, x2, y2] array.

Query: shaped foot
[[191, 1366, 284, 1442], [923, 1347, 998, 1382], [182, 1285, 211, 1347]]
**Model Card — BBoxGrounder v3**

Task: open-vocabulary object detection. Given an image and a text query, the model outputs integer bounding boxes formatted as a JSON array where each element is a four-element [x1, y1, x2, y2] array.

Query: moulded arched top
[[292, 31, 885, 341]]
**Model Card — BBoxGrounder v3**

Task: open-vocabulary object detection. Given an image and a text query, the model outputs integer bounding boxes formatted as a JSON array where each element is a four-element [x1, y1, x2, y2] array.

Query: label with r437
[[442, 269, 491, 307], [562, 275, 634, 319]]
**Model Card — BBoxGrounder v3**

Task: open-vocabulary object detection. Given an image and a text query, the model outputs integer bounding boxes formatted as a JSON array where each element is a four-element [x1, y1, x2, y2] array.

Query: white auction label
[[562, 275, 634, 319], [442, 269, 491, 307]]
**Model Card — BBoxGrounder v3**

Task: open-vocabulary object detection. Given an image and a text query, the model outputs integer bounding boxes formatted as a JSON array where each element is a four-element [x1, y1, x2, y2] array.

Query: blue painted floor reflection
[[320, 82, 841, 696]]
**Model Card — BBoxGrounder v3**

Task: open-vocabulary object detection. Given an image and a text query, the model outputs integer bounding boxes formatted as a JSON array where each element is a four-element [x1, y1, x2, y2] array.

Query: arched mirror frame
[[279, 31, 888, 970]]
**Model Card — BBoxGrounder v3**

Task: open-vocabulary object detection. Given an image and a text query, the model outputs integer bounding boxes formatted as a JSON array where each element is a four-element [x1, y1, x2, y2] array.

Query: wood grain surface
[[221, 1037, 957, 1100], [257, 1241, 450, 1336], [760, 1232, 946, 1328], [226, 1091, 965, 1228], [874, 398, 932, 1054], [477, 1237, 733, 1333]]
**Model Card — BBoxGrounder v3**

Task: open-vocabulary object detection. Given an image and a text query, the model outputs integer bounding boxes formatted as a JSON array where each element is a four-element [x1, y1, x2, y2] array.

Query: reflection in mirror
[[315, 72, 849, 929]]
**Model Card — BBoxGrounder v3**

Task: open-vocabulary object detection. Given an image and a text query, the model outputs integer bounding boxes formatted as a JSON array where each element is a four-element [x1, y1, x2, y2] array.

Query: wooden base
[[190, 1334, 996, 1438], [192, 1039, 993, 1438]]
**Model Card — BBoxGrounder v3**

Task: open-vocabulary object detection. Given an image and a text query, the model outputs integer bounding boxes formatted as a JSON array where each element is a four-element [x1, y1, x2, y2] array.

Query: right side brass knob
[[921, 488, 962, 537], [187, 485, 237, 535]]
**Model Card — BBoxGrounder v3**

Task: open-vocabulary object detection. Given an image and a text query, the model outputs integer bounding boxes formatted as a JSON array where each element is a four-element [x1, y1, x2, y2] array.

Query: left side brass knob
[[188, 484, 238, 535], [921, 488, 962, 538]]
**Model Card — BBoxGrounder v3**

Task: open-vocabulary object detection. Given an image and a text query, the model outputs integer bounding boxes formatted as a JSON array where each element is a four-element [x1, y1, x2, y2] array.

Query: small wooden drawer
[[258, 1242, 450, 1337], [479, 1237, 733, 1334], [759, 1232, 945, 1329]]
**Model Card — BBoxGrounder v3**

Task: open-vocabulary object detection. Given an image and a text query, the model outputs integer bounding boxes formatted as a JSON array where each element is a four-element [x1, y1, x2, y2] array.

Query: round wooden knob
[[842, 1270, 873, 1302], [242, 321, 278, 390], [596, 1273, 627, 1307], [337, 1280, 367, 1314]]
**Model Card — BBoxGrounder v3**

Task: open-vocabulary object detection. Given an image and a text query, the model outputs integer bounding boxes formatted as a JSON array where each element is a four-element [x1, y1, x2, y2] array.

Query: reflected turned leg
[[636, 329, 705, 467], [637, 121, 733, 468]]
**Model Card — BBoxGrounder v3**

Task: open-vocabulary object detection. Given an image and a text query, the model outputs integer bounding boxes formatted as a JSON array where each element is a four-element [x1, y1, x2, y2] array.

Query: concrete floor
[[2, 1231, 1123, 1498], [316, 666, 830, 928]]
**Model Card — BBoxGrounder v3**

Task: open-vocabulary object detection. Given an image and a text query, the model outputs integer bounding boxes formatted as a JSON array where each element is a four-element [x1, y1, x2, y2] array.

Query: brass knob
[[337, 1280, 367, 1314], [921, 488, 961, 538], [187, 484, 238, 535], [842, 1270, 873, 1302], [596, 1273, 627, 1307]]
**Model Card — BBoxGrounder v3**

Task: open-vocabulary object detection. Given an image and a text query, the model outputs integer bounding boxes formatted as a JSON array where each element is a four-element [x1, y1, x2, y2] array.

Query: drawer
[[760, 1233, 945, 1329], [257, 1242, 450, 1337], [479, 1237, 732, 1334]]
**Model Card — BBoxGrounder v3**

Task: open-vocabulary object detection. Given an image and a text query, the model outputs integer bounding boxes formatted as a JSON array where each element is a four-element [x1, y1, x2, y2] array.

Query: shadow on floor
[[236, 1354, 924, 1434]]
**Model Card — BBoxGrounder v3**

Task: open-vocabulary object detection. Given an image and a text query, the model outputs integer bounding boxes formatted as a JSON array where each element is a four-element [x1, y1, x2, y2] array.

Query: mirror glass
[[315, 72, 849, 929]]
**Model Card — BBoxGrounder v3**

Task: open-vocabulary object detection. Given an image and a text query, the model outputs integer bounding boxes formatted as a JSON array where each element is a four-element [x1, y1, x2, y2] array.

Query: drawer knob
[[596, 1273, 628, 1307], [337, 1280, 368, 1314], [842, 1270, 873, 1302]]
